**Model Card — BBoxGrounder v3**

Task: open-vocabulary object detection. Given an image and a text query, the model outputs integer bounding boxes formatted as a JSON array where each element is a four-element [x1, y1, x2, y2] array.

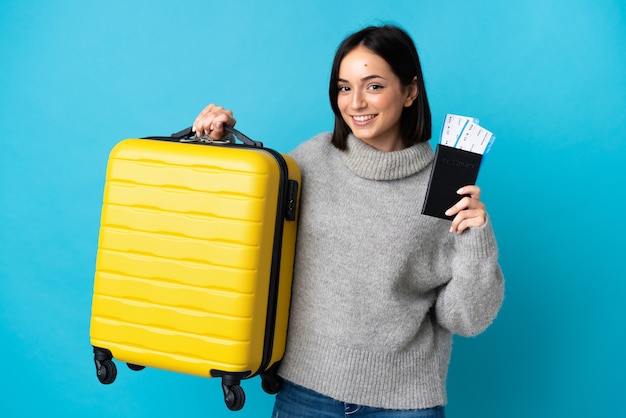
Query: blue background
[[2, 1, 625, 416]]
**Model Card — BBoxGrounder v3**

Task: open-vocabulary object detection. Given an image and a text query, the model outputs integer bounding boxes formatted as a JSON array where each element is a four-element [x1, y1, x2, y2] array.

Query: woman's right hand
[[192, 104, 237, 140]]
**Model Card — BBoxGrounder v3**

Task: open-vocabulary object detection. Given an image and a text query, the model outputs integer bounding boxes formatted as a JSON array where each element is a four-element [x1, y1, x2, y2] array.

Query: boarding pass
[[440, 114, 495, 155]]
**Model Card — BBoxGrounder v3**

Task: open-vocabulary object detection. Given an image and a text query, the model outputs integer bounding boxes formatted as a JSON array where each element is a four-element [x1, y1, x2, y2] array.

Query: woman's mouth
[[351, 114, 377, 125]]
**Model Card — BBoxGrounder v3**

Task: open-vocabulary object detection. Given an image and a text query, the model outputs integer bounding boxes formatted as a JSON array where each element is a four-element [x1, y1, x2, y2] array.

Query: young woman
[[193, 24, 504, 418]]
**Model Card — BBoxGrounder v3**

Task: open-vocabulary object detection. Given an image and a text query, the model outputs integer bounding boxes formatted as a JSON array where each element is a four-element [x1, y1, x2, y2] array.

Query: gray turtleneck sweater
[[278, 133, 504, 409]]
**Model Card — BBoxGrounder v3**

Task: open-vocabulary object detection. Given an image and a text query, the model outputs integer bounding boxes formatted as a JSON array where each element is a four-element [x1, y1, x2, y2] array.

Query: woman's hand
[[192, 104, 237, 140], [445, 185, 487, 234]]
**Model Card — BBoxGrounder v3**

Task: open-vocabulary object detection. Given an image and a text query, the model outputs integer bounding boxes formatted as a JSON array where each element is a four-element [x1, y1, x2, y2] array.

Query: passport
[[421, 144, 483, 220]]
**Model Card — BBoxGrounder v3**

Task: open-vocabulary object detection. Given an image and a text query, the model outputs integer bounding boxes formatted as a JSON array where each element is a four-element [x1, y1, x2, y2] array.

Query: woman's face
[[336, 45, 417, 152]]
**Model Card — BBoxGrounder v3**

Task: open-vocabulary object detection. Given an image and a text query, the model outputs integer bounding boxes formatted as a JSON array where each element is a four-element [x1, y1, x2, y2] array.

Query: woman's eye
[[369, 84, 383, 91], [338, 85, 350, 92]]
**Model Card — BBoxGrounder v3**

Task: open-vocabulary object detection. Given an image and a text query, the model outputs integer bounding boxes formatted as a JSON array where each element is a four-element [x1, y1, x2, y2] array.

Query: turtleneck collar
[[339, 134, 434, 181]]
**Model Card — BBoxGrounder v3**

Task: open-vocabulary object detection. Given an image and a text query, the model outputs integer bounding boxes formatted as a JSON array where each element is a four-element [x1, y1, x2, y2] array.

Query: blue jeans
[[272, 380, 446, 418]]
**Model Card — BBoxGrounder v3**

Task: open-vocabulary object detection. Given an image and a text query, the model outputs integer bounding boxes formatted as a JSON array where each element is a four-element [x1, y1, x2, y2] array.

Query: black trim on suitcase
[[144, 125, 264, 147], [257, 148, 291, 374]]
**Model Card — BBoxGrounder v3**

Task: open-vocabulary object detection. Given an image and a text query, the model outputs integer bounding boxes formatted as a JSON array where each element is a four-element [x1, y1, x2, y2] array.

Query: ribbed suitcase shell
[[89, 138, 299, 398]]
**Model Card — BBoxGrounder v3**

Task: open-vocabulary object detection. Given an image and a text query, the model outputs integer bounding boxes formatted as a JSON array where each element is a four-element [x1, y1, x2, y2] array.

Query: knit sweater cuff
[[456, 215, 499, 258]]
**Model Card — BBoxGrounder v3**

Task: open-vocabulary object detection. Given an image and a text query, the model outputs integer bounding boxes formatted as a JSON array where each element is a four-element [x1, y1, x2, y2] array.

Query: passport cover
[[421, 144, 483, 220]]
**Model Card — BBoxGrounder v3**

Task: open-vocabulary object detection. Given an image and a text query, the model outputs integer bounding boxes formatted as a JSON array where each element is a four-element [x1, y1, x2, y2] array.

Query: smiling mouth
[[352, 114, 377, 123]]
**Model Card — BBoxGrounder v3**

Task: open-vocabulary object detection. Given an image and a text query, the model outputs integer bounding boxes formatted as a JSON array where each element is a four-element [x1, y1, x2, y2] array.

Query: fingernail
[[456, 188, 464, 194], [445, 209, 452, 216]]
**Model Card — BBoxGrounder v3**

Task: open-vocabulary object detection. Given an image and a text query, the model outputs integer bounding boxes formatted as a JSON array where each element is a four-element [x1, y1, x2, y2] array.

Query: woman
[[193, 24, 504, 418]]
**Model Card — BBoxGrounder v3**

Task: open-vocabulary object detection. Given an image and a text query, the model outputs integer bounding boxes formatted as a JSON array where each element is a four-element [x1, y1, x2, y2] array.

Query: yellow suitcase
[[89, 127, 300, 411]]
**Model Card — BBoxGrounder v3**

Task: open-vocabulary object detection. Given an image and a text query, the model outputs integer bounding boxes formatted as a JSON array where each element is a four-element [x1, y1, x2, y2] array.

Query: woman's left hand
[[445, 185, 486, 234]]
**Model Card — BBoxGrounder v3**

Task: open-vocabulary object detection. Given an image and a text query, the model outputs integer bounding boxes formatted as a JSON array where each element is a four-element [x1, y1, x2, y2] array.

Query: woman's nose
[[351, 90, 367, 109]]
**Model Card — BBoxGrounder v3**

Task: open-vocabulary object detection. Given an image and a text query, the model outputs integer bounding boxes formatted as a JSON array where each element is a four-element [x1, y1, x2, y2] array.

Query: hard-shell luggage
[[89, 127, 300, 411]]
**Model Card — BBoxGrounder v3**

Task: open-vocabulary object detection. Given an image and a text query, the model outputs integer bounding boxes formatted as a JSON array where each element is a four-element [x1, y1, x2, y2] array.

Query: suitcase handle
[[170, 126, 264, 147]]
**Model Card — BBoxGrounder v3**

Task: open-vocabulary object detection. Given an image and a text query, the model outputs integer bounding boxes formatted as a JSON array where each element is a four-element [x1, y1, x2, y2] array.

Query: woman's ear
[[404, 76, 419, 107]]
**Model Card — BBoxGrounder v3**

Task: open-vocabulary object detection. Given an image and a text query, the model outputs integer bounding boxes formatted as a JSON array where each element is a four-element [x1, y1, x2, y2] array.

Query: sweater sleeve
[[434, 217, 504, 337]]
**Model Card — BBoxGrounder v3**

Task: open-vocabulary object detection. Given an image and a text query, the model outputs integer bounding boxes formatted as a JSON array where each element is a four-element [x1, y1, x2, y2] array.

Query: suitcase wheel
[[93, 347, 117, 385], [127, 363, 145, 371], [261, 373, 283, 394], [222, 384, 245, 411], [96, 359, 117, 384]]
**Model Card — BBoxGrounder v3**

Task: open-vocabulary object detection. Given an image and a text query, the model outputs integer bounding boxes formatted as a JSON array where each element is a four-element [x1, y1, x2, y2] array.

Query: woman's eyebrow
[[337, 74, 386, 83]]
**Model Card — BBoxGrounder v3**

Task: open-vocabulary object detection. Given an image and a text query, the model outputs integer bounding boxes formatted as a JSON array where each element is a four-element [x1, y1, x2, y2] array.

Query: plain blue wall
[[2, 1, 625, 416]]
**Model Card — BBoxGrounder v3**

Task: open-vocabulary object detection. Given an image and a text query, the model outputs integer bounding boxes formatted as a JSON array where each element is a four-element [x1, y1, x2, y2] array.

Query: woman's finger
[[450, 208, 486, 234], [457, 185, 481, 200]]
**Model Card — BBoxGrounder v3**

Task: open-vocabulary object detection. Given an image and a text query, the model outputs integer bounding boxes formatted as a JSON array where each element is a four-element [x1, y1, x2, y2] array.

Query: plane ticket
[[439, 113, 495, 155]]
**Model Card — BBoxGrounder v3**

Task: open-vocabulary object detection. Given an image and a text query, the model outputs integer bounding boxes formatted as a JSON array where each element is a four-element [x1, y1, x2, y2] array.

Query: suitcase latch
[[285, 180, 299, 221]]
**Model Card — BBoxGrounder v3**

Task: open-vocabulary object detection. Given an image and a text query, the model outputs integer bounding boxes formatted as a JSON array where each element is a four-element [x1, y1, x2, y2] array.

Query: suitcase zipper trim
[[254, 147, 290, 377]]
